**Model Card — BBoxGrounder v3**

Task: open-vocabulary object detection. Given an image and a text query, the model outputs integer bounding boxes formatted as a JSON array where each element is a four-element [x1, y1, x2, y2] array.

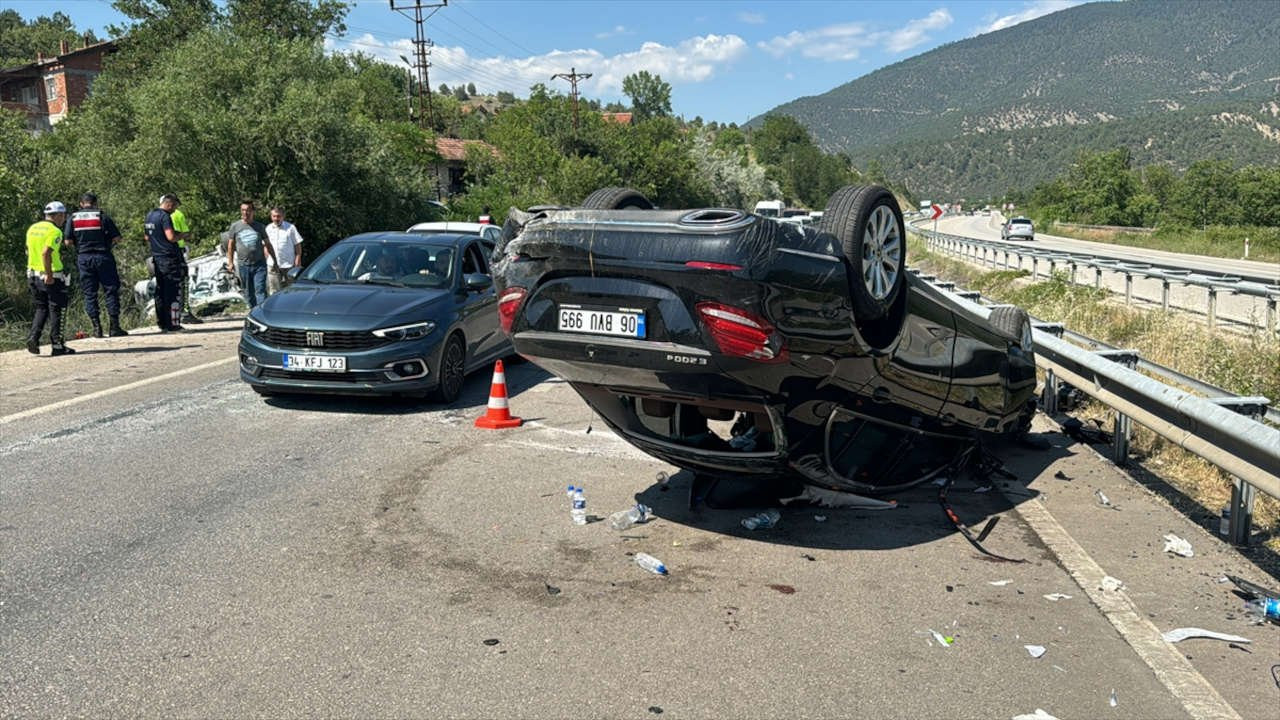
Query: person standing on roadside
[[264, 206, 303, 296], [64, 192, 128, 338], [146, 193, 186, 332], [170, 198, 203, 325], [225, 199, 277, 309], [26, 201, 76, 355]]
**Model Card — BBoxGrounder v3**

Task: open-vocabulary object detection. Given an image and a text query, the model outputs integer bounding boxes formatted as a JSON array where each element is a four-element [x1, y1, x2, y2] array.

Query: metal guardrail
[[913, 224, 1280, 334], [904, 256, 1280, 546]]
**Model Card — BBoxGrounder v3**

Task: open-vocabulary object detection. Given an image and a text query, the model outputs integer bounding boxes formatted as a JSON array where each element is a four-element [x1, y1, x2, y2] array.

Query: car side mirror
[[286, 266, 303, 281], [464, 273, 492, 292]]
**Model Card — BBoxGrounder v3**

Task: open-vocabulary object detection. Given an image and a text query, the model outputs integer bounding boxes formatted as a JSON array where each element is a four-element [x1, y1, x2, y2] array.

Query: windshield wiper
[[357, 277, 406, 287]]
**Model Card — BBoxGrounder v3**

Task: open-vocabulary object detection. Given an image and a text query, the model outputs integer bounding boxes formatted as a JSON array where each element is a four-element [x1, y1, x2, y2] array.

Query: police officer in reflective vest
[[26, 201, 76, 356], [64, 192, 128, 337]]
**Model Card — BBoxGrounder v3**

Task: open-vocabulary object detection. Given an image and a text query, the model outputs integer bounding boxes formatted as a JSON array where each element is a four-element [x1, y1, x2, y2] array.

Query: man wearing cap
[[170, 198, 203, 324], [26, 201, 76, 355], [64, 192, 127, 338], [145, 194, 185, 332]]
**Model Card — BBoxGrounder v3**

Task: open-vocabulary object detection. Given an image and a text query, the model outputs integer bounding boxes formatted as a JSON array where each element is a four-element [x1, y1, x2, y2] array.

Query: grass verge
[[1047, 223, 1280, 265], [909, 235, 1280, 558]]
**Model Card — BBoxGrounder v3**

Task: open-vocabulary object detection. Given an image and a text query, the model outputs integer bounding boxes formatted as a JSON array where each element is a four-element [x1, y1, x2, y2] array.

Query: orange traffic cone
[[474, 359, 523, 429]]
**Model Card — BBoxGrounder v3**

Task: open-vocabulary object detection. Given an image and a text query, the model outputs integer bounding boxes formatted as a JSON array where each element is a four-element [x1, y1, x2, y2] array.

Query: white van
[[754, 200, 785, 218]]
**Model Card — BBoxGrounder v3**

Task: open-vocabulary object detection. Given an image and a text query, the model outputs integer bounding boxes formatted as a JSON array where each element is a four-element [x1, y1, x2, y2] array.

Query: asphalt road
[[937, 215, 1279, 332], [2, 322, 1278, 718]]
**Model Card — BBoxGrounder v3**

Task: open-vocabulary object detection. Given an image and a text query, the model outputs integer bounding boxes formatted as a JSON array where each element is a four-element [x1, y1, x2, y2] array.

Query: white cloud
[[595, 25, 630, 40], [784, 72, 795, 80], [738, 12, 765, 25], [981, 1, 1082, 34], [330, 33, 747, 98], [757, 8, 954, 61]]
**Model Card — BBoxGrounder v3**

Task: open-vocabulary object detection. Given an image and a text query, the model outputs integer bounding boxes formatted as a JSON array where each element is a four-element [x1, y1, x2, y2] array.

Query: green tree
[[107, 0, 219, 73], [466, 82, 476, 96], [0, 10, 98, 67], [226, 0, 347, 40], [1166, 159, 1239, 228], [621, 71, 671, 122]]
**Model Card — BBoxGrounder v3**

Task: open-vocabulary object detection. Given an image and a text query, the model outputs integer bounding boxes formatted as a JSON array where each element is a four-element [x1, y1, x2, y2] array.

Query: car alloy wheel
[[433, 334, 466, 404]]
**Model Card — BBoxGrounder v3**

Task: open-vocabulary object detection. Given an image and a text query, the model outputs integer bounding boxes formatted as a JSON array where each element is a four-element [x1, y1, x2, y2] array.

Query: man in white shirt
[[265, 206, 304, 295]]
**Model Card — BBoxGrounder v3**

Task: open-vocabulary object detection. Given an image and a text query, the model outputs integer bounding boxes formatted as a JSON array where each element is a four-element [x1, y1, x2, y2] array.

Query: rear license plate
[[284, 354, 346, 372], [558, 306, 646, 338]]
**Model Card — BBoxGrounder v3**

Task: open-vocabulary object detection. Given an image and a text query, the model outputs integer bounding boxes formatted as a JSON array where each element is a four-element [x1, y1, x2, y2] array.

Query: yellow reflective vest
[[26, 220, 64, 273]]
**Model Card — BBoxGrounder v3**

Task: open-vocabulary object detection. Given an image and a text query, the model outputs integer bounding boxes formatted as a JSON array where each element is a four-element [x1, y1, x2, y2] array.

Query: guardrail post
[[1228, 478, 1256, 546], [1161, 280, 1171, 311], [1124, 273, 1133, 305], [1268, 298, 1277, 336], [1069, 262, 1077, 284], [1207, 288, 1217, 328], [1096, 350, 1139, 466], [1094, 266, 1103, 289], [1031, 257, 1039, 280], [1034, 323, 1065, 414], [1048, 258, 1057, 277]]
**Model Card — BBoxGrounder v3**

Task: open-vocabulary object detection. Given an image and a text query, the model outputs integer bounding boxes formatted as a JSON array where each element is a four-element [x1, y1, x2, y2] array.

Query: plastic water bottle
[[607, 503, 651, 530], [741, 508, 781, 530], [1244, 597, 1280, 623], [634, 552, 668, 575], [571, 486, 587, 526]]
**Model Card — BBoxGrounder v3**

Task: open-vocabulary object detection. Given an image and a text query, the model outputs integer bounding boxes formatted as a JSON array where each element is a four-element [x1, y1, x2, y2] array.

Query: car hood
[[258, 283, 450, 329]]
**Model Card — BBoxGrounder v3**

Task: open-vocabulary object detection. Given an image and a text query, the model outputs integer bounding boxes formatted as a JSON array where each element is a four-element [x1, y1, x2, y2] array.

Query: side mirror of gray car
[[286, 266, 304, 281], [464, 273, 493, 292]]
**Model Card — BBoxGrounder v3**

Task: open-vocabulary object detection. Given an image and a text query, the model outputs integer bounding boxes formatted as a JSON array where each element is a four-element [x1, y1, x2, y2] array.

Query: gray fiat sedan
[[238, 231, 510, 402]]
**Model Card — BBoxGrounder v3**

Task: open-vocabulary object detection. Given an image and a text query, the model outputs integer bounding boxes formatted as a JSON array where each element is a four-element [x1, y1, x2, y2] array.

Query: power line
[[451, 1, 541, 58], [551, 67, 592, 137]]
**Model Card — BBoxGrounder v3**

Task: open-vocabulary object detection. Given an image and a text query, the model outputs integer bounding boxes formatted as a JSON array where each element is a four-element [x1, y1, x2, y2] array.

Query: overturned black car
[[494, 186, 1037, 495]]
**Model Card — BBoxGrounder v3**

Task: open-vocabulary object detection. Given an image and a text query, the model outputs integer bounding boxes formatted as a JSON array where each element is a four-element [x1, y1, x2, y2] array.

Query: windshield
[[302, 240, 455, 289]]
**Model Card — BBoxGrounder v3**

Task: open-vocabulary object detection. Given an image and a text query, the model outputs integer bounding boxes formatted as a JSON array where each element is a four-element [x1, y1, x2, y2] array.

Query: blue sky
[[13, 0, 1085, 122]]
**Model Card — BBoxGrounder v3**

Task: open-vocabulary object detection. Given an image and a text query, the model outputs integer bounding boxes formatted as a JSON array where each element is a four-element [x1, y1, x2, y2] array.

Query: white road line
[[0, 356, 237, 425], [1010, 496, 1242, 720]]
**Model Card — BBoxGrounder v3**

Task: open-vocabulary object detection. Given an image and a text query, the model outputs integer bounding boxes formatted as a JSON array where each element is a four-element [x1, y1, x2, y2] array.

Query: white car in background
[[1001, 216, 1035, 241], [406, 221, 502, 256]]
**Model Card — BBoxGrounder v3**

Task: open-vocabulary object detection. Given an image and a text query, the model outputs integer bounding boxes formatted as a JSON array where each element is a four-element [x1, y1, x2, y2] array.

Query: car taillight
[[696, 301, 788, 363], [685, 261, 743, 271], [498, 287, 527, 333]]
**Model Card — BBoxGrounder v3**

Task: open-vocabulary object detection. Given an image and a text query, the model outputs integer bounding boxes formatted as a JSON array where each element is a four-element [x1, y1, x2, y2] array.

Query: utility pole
[[551, 67, 592, 136], [390, 0, 447, 130]]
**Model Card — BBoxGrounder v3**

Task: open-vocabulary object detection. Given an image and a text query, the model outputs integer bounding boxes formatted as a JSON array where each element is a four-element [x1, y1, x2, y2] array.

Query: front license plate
[[284, 354, 347, 372], [558, 307, 646, 338]]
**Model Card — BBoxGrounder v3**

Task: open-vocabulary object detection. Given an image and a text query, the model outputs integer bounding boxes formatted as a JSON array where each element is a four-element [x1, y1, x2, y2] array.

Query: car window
[[302, 240, 455, 288], [1012, 219, 1032, 226], [463, 243, 488, 275]]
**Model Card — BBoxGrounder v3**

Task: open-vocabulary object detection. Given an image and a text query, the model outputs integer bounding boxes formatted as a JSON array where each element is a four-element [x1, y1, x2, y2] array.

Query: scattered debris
[[1227, 574, 1280, 600], [813, 515, 827, 522], [1162, 533, 1193, 558], [1109, 689, 1117, 708], [928, 629, 954, 648], [634, 552, 669, 576], [544, 583, 561, 596], [1100, 575, 1124, 592], [780, 485, 897, 509], [1053, 470, 1072, 481], [768, 584, 796, 595], [1024, 645, 1046, 659], [946, 585, 955, 592], [1043, 593, 1073, 602], [655, 471, 669, 486], [1161, 628, 1250, 644], [1012, 709, 1059, 720], [483, 638, 500, 646], [741, 509, 781, 531], [1227, 643, 1251, 653], [648, 706, 664, 715], [1095, 489, 1117, 509], [989, 579, 1013, 586], [800, 553, 816, 562]]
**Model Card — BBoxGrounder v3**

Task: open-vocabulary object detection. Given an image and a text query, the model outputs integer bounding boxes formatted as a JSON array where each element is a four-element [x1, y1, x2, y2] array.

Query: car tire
[[581, 187, 655, 210], [820, 185, 906, 322], [988, 305, 1033, 353], [431, 333, 467, 404]]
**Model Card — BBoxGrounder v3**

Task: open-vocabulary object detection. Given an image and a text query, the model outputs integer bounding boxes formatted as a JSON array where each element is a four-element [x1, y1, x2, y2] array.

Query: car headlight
[[245, 316, 268, 334], [372, 320, 436, 341]]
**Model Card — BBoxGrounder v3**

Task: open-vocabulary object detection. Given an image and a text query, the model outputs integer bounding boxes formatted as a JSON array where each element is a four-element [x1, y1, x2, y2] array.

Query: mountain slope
[[748, 0, 1280, 199]]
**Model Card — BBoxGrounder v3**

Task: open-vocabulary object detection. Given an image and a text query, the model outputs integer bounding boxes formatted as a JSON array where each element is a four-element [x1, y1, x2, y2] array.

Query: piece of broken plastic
[[1100, 575, 1124, 592], [1109, 689, 1117, 708], [1024, 644, 1046, 659], [1043, 593, 1073, 602], [1095, 489, 1113, 507], [928, 629, 953, 648], [1162, 533, 1193, 558], [780, 484, 897, 510], [1012, 710, 1059, 720], [989, 579, 1013, 586], [1160, 627, 1250, 644]]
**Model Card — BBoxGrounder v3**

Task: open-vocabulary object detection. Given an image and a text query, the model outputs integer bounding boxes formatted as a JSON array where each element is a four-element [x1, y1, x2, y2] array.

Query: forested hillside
[[750, 0, 1280, 199]]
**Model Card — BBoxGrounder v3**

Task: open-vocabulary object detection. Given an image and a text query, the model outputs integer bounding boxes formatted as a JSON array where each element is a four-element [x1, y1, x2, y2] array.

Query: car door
[[457, 240, 503, 367]]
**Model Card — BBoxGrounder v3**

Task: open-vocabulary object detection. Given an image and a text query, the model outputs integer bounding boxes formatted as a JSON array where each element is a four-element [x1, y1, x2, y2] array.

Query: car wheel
[[988, 305, 1033, 353], [820, 185, 906, 322], [431, 334, 467, 404], [581, 187, 655, 210]]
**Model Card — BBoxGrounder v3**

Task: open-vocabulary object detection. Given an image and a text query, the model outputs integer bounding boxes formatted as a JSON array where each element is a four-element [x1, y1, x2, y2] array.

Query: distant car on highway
[[238, 231, 510, 403], [1002, 217, 1035, 241]]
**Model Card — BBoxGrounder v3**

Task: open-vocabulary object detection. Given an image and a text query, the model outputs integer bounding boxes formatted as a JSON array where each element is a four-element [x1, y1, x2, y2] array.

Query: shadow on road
[[631, 432, 1070, 555]]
